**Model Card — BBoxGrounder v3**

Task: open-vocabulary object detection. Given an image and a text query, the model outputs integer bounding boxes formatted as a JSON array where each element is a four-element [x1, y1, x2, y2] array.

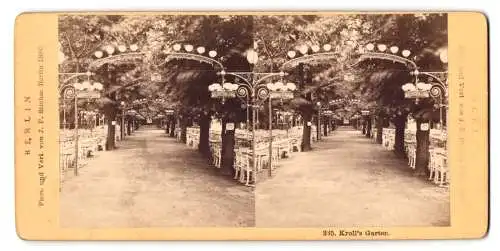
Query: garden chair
[[407, 144, 417, 169]]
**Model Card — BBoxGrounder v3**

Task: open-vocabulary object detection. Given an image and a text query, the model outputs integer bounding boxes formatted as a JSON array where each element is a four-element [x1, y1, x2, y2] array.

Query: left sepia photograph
[[14, 11, 489, 239], [58, 15, 256, 228], [58, 13, 450, 229]]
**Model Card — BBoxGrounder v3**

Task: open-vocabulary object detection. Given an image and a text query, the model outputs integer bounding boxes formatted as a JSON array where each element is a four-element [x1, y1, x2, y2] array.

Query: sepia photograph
[[57, 13, 449, 228]]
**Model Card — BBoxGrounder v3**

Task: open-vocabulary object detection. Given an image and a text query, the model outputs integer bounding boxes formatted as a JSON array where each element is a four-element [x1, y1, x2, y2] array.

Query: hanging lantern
[[377, 44, 387, 52], [390, 46, 399, 54], [299, 45, 309, 55], [208, 50, 217, 58], [94, 51, 103, 58], [246, 49, 259, 64], [130, 44, 139, 52], [173, 44, 182, 51], [105, 45, 115, 55], [196, 46, 206, 54], [118, 45, 127, 53], [184, 44, 194, 52]]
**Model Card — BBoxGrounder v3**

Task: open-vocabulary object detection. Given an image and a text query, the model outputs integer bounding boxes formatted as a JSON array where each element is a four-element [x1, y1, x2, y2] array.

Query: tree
[[352, 13, 447, 175], [147, 15, 255, 176], [59, 15, 126, 149]]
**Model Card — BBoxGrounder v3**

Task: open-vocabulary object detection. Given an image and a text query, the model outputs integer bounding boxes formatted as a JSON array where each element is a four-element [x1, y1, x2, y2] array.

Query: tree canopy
[[59, 13, 447, 121]]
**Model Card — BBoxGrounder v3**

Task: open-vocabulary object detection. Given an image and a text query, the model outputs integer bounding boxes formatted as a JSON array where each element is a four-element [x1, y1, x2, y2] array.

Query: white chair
[[175, 129, 182, 142], [390, 137, 395, 151], [428, 149, 437, 180], [291, 137, 301, 152], [430, 149, 448, 186], [407, 145, 416, 169], [210, 143, 222, 168], [255, 143, 269, 171], [234, 150, 252, 185], [272, 144, 280, 163], [277, 139, 291, 158], [233, 150, 243, 180]]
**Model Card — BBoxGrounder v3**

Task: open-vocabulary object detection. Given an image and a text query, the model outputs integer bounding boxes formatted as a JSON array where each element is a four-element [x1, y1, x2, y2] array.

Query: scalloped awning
[[89, 52, 145, 70], [174, 70, 204, 83], [367, 69, 399, 85]]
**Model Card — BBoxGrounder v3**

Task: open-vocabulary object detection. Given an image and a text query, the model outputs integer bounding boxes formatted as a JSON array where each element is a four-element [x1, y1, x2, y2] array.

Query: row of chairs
[[428, 148, 449, 187], [382, 129, 449, 187], [209, 141, 222, 168], [382, 128, 396, 151], [200, 133, 301, 186], [233, 136, 302, 186], [59, 130, 107, 189], [186, 131, 200, 149], [233, 148, 254, 185], [405, 143, 417, 169], [185, 126, 308, 186]]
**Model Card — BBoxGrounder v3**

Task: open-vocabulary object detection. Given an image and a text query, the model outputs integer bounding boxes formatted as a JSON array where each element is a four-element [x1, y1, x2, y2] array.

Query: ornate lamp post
[[59, 71, 95, 129], [314, 101, 333, 139], [60, 77, 103, 176], [207, 48, 297, 182], [265, 80, 296, 176], [163, 108, 176, 136], [119, 101, 127, 139], [401, 81, 433, 102], [323, 110, 333, 135], [360, 110, 371, 136], [316, 102, 322, 140], [208, 73, 239, 103]]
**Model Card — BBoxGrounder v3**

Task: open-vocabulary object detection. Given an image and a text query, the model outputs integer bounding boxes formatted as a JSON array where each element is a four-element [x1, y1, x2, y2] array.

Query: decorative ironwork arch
[[224, 72, 284, 102], [353, 52, 418, 70], [89, 52, 146, 70], [280, 52, 343, 71], [162, 52, 224, 70], [89, 50, 225, 72], [421, 72, 448, 99], [280, 51, 417, 72]]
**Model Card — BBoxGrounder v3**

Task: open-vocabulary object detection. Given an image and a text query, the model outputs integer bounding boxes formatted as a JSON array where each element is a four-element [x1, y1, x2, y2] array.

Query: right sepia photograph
[[255, 14, 450, 227], [253, 13, 449, 227], [58, 13, 448, 228]]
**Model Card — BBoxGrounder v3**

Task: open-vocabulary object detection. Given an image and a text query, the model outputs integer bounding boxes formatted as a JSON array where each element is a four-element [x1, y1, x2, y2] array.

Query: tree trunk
[[120, 115, 125, 139], [366, 117, 372, 138], [103, 64, 118, 150], [393, 115, 406, 156], [198, 113, 211, 157], [180, 116, 187, 144], [127, 120, 131, 136], [301, 112, 312, 151], [376, 115, 383, 144], [105, 106, 117, 151], [165, 118, 170, 135], [362, 120, 367, 135], [414, 119, 430, 176], [316, 115, 321, 141], [220, 117, 235, 176], [323, 119, 328, 136]]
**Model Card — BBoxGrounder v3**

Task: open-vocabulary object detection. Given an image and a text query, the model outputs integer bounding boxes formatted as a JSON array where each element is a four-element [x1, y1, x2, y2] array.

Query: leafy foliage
[[59, 13, 447, 122]]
